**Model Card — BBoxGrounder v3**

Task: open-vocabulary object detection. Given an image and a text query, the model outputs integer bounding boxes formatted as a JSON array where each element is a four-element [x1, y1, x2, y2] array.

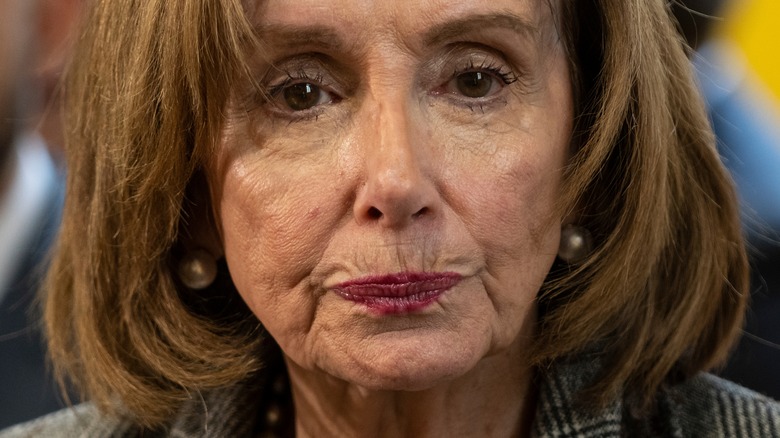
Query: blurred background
[[675, 0, 780, 401], [0, 0, 79, 430], [723, 0, 780, 102]]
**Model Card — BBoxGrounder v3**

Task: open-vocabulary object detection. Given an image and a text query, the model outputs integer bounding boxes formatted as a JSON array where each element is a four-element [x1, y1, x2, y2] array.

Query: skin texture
[[204, 0, 573, 435]]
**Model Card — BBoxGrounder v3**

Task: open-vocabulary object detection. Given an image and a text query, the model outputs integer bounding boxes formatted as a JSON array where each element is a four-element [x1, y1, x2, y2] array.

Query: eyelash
[[267, 70, 326, 98], [260, 56, 520, 121], [455, 59, 519, 86]]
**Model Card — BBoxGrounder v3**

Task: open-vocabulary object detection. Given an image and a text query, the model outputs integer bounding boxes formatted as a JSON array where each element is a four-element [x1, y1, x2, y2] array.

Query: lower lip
[[333, 272, 462, 315]]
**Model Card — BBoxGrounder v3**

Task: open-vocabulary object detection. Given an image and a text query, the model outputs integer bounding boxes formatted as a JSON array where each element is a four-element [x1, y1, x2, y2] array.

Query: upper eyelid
[[267, 71, 327, 90], [258, 53, 356, 89], [264, 64, 327, 86], [451, 58, 517, 80], [259, 42, 522, 83], [424, 49, 521, 89], [442, 44, 523, 73]]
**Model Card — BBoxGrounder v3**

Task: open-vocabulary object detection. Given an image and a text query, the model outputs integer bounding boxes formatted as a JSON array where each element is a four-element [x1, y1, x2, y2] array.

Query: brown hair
[[537, 0, 747, 410], [46, 0, 747, 426]]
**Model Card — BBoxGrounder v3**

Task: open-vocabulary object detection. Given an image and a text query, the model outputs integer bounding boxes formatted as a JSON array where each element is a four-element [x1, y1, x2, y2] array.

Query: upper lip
[[333, 271, 462, 297]]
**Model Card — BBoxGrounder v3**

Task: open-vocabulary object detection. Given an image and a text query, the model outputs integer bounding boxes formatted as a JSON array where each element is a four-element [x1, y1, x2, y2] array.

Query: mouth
[[333, 272, 462, 315]]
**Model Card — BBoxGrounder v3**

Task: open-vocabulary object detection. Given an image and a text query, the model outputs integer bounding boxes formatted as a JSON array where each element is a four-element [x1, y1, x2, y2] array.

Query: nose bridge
[[354, 90, 437, 227], [373, 96, 417, 179]]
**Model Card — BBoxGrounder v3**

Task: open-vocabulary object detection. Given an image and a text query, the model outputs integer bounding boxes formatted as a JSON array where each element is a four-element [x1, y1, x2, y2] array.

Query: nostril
[[413, 207, 429, 218], [367, 206, 383, 219]]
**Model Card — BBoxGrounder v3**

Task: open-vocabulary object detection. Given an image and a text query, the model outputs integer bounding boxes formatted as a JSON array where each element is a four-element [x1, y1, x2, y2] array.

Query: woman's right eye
[[278, 82, 333, 111], [265, 72, 340, 115]]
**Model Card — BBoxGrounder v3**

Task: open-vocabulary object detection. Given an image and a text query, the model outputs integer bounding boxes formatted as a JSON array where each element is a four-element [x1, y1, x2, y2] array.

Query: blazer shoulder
[[0, 403, 136, 438], [670, 373, 780, 437]]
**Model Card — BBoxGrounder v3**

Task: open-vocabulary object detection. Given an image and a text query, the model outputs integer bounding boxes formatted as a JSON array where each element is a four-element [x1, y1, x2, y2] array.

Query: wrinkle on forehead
[[243, 0, 564, 55]]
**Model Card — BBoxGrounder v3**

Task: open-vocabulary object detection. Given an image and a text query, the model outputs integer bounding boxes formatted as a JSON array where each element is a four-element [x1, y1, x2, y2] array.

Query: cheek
[[455, 146, 565, 347], [215, 154, 339, 317], [438, 122, 568, 268]]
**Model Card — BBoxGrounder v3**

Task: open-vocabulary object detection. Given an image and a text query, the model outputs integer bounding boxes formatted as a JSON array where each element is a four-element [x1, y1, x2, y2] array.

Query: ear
[[179, 171, 225, 260]]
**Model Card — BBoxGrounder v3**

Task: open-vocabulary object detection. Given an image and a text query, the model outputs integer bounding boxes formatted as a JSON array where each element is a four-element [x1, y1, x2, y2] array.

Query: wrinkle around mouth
[[313, 250, 477, 290]]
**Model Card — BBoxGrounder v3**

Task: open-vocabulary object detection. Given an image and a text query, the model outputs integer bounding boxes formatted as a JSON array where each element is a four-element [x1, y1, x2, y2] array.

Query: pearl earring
[[558, 224, 593, 264], [177, 249, 217, 290]]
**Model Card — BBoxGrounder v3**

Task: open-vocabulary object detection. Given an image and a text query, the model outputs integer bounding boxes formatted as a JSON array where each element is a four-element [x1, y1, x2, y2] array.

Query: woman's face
[[208, 0, 572, 389]]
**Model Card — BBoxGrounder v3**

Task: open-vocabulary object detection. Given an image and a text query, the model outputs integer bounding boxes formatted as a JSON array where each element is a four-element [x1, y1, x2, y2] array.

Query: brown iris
[[455, 72, 494, 98], [283, 83, 321, 111]]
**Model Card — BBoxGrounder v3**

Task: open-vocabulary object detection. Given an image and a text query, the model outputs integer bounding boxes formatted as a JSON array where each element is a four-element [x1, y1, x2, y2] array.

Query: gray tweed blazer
[[2, 358, 779, 437]]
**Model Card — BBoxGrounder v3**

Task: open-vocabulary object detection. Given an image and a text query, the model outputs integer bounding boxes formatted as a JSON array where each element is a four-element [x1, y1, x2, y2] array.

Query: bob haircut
[[46, 0, 748, 427]]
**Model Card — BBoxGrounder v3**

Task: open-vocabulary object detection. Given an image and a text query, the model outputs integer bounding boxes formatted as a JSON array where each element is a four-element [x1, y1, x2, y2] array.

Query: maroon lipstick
[[333, 272, 462, 315]]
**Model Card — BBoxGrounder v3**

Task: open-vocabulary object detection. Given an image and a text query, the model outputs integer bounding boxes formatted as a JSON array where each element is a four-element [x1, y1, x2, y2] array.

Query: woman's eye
[[280, 82, 332, 111], [438, 64, 518, 100], [453, 71, 497, 98]]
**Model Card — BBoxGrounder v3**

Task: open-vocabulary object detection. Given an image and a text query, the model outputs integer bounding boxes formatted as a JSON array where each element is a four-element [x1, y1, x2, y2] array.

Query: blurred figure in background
[[674, 0, 780, 400], [0, 0, 79, 429]]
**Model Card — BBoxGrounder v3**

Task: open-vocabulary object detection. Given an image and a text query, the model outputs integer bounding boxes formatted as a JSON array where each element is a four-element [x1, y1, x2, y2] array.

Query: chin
[[322, 330, 491, 391]]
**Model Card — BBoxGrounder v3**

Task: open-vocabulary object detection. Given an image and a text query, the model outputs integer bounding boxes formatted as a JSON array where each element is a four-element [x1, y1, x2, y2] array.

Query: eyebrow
[[422, 13, 541, 47], [253, 12, 540, 54], [254, 24, 346, 53]]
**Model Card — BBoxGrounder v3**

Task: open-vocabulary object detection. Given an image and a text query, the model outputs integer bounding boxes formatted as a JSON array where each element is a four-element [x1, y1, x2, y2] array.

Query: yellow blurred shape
[[723, 0, 780, 101]]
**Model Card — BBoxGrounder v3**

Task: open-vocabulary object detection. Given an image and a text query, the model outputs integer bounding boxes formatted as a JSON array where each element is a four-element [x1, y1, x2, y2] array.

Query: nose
[[353, 98, 440, 228]]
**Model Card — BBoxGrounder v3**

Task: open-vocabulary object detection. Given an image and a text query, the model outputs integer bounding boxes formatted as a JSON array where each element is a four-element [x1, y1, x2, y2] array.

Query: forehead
[[246, 0, 560, 52]]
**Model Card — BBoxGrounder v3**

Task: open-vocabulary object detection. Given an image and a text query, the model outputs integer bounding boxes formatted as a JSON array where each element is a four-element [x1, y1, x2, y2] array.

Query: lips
[[333, 272, 462, 315]]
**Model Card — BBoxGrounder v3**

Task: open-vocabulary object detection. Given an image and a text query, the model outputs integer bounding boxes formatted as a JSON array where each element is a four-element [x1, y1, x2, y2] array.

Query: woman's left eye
[[436, 61, 519, 100], [449, 71, 502, 98]]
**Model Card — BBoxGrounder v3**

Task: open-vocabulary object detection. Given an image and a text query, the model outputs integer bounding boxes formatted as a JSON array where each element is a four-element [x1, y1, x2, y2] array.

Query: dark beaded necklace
[[254, 357, 295, 438]]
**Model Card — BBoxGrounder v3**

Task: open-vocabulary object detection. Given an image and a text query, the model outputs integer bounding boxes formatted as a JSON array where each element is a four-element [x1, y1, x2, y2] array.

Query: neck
[[284, 339, 537, 438]]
